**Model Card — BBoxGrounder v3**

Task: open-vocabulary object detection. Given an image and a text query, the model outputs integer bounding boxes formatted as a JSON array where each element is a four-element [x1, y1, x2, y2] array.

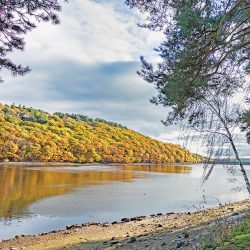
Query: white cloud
[[7, 0, 163, 66]]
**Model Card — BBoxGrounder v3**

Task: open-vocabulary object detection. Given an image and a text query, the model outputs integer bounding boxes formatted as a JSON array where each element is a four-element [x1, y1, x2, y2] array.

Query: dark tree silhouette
[[0, 0, 64, 75]]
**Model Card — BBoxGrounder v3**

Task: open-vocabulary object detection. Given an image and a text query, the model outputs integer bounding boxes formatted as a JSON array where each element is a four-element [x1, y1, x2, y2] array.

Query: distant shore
[[0, 161, 201, 166], [1, 199, 249, 250], [1, 160, 249, 167]]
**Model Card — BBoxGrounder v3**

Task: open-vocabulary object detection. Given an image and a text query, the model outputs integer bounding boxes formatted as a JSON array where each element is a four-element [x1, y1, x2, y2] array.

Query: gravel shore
[[0, 199, 249, 250]]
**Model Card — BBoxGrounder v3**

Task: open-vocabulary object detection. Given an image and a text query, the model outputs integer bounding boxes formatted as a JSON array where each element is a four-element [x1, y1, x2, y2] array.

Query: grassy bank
[[202, 212, 250, 250]]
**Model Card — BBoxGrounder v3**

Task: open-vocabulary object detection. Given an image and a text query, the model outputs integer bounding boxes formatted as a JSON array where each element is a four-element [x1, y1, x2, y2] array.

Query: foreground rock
[[0, 200, 249, 250]]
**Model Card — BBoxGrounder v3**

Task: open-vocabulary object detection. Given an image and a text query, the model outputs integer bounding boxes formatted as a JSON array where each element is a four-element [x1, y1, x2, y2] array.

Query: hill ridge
[[0, 103, 202, 163]]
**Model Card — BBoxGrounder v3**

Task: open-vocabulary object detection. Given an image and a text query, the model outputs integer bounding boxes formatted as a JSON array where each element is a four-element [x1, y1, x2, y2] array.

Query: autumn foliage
[[0, 104, 201, 163]]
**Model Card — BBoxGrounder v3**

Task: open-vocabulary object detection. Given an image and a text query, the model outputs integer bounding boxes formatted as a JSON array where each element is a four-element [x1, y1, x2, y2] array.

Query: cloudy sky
[[1, 0, 249, 157]]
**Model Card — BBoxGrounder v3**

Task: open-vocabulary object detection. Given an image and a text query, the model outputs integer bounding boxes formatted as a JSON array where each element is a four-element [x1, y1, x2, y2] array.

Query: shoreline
[[1, 160, 249, 167], [0, 161, 202, 167], [0, 199, 249, 250]]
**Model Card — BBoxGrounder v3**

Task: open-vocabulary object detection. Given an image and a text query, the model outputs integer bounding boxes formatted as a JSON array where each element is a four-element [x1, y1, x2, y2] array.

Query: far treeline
[[0, 104, 202, 164]]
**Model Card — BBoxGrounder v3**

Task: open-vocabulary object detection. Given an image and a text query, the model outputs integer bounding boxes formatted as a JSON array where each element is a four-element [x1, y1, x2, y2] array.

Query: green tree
[[126, 0, 250, 194]]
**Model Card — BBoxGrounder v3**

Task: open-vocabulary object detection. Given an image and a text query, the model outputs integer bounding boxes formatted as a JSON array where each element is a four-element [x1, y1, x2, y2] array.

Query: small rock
[[176, 241, 186, 248], [66, 224, 79, 230], [157, 213, 163, 216], [10, 247, 18, 250], [111, 237, 116, 240], [161, 242, 166, 246], [167, 212, 174, 215], [121, 218, 130, 222], [232, 212, 239, 216], [130, 217, 137, 221], [111, 221, 118, 224], [88, 222, 99, 226], [111, 241, 118, 245], [129, 237, 136, 243], [157, 224, 163, 228]]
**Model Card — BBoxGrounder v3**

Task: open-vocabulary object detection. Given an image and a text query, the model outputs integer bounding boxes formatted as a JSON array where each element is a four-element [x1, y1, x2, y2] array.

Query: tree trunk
[[223, 123, 250, 195]]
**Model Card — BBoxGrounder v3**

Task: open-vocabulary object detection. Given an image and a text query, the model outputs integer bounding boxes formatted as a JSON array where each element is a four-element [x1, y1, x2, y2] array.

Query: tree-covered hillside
[[0, 104, 201, 163]]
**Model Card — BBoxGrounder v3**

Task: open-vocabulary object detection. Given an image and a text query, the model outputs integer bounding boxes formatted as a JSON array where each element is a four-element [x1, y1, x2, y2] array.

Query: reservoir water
[[0, 163, 249, 240]]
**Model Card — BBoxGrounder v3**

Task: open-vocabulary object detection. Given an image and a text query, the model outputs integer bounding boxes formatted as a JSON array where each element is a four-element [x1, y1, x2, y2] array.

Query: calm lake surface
[[0, 163, 249, 240]]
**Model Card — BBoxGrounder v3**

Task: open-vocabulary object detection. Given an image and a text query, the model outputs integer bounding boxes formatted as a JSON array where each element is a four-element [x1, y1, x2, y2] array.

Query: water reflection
[[121, 165, 192, 173], [1, 164, 249, 240], [0, 166, 137, 219], [0, 164, 190, 219]]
